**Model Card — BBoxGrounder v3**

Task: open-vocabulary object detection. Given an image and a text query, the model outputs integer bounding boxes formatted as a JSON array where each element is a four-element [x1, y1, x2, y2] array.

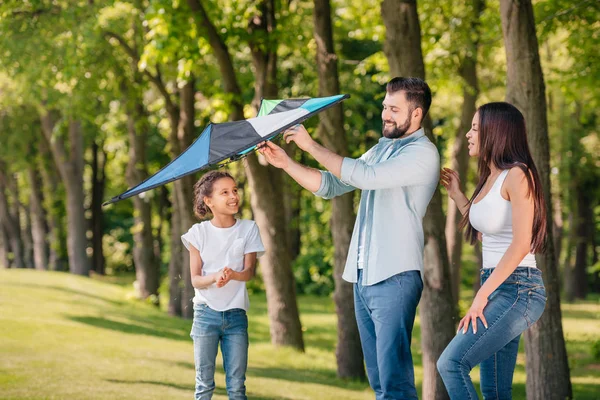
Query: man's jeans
[[354, 269, 423, 400], [190, 304, 249, 400], [437, 267, 547, 400]]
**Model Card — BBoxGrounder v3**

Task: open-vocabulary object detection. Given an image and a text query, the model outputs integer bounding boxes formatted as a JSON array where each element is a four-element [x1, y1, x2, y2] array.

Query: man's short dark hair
[[386, 77, 432, 118]]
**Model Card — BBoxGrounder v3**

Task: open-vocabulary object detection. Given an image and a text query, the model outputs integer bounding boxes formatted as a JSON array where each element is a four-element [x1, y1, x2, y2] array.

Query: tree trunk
[[0, 167, 25, 268], [177, 78, 198, 318], [90, 141, 106, 275], [187, 0, 305, 349], [38, 133, 67, 271], [445, 0, 483, 304], [123, 91, 160, 302], [168, 185, 183, 317], [313, 0, 365, 379], [0, 223, 9, 268], [40, 112, 90, 276], [500, 0, 572, 398], [28, 165, 49, 271], [381, 1, 456, 398], [21, 195, 35, 269], [571, 188, 589, 299], [245, 0, 305, 350]]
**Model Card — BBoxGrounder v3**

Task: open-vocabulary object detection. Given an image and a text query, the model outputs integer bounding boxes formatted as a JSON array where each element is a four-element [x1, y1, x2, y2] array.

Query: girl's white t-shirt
[[181, 219, 265, 311]]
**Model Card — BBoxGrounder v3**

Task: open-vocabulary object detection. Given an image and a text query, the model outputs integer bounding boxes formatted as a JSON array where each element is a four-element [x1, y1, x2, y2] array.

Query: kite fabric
[[103, 94, 350, 205]]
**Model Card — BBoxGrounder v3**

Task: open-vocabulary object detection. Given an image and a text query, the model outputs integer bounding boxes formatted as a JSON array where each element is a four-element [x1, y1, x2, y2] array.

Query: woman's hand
[[440, 168, 463, 200], [457, 293, 489, 334]]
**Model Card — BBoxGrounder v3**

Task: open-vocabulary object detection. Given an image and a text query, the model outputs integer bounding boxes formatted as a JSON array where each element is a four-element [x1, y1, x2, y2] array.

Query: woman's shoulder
[[504, 166, 532, 199]]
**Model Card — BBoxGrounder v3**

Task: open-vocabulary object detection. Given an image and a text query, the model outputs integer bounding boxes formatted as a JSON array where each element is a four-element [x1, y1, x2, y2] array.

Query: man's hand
[[283, 124, 315, 152], [258, 141, 290, 169]]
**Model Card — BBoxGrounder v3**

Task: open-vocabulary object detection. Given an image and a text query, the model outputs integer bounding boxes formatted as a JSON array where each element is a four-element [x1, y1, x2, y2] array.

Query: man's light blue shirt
[[314, 128, 440, 286]]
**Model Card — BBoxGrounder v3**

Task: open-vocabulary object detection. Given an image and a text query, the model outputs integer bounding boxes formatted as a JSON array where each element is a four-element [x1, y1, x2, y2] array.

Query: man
[[259, 77, 439, 399]]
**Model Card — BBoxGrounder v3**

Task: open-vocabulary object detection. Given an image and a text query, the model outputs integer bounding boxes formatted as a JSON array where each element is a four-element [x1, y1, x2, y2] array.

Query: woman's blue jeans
[[190, 304, 249, 400], [437, 267, 546, 400]]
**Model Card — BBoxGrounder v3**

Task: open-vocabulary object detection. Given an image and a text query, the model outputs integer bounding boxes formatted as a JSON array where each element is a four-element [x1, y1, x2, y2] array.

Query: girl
[[437, 102, 547, 399], [181, 170, 264, 400]]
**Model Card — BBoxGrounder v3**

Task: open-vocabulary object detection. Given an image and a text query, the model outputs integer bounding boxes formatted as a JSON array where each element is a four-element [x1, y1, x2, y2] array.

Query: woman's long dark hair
[[459, 102, 547, 253]]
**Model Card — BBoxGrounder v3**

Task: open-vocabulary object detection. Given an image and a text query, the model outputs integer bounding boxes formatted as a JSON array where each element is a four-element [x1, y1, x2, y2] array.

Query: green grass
[[1, 269, 599, 399]]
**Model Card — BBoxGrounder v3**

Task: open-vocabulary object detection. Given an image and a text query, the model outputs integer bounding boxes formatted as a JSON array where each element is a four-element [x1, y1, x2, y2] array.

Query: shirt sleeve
[[313, 145, 378, 199], [181, 224, 202, 252], [245, 222, 266, 258], [340, 142, 440, 190]]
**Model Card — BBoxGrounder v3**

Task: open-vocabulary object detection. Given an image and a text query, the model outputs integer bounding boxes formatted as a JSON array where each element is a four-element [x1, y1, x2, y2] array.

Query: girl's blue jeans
[[190, 304, 249, 400]]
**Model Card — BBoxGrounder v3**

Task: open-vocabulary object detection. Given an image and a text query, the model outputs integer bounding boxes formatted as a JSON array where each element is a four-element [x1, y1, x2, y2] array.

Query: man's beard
[[382, 113, 412, 139]]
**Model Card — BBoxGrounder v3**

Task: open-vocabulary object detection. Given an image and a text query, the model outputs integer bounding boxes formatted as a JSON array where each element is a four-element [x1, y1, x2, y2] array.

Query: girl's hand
[[258, 141, 290, 169], [457, 293, 489, 334], [216, 267, 233, 288], [440, 168, 462, 200]]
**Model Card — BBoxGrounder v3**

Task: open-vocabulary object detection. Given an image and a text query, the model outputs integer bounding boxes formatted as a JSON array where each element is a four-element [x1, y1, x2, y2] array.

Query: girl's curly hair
[[193, 170, 235, 219]]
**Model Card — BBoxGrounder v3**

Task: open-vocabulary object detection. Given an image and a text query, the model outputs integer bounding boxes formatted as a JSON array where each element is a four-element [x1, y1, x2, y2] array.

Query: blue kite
[[104, 94, 349, 205]]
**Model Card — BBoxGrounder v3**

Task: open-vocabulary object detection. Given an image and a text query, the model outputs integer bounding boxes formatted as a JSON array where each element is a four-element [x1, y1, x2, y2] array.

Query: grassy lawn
[[1, 269, 599, 399]]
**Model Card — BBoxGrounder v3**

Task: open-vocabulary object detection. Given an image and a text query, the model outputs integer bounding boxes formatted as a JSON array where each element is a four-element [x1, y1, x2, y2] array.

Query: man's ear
[[412, 107, 423, 122]]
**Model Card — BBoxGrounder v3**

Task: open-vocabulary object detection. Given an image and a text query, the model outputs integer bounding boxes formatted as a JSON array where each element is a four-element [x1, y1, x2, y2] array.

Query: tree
[[499, 0, 572, 398], [186, 0, 305, 350], [380, 0, 456, 398], [313, 0, 365, 379]]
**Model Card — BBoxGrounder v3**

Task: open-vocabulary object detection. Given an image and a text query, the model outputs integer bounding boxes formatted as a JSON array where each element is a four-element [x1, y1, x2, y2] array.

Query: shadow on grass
[[246, 366, 368, 391], [68, 316, 189, 341], [9, 282, 125, 307], [106, 379, 292, 399]]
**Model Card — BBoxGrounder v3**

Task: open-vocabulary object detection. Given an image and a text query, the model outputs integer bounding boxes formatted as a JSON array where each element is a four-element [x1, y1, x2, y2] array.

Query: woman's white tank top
[[469, 169, 537, 269]]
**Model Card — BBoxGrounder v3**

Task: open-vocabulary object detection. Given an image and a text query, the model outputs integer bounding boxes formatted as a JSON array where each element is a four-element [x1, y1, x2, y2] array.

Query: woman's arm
[[440, 168, 470, 216], [476, 167, 535, 299], [189, 245, 222, 289], [458, 167, 535, 334]]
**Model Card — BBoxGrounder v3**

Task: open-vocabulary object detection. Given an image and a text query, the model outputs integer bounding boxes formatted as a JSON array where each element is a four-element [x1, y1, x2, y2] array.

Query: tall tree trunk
[[20, 196, 35, 269], [40, 112, 90, 276], [168, 186, 183, 317], [381, 1, 456, 398], [177, 78, 198, 318], [0, 167, 25, 268], [445, 0, 483, 304], [38, 133, 67, 271], [90, 141, 106, 275], [28, 165, 49, 271], [123, 89, 160, 301], [0, 223, 9, 268], [313, 0, 365, 379], [500, 0, 572, 398], [187, 0, 305, 349], [571, 188, 589, 299], [246, 0, 305, 350]]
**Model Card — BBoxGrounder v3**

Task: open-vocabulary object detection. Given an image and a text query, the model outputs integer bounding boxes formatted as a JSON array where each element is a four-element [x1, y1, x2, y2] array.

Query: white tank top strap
[[492, 169, 510, 195]]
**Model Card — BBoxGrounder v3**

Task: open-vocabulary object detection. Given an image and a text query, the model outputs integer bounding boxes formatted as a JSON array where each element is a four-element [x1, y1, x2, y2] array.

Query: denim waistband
[[481, 267, 543, 284]]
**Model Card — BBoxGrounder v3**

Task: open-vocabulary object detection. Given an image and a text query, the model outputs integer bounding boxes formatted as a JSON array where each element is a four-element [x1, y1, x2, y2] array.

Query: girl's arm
[[189, 245, 222, 289], [230, 252, 258, 282]]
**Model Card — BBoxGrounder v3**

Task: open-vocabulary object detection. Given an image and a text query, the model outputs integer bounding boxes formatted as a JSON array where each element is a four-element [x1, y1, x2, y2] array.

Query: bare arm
[[189, 245, 222, 289], [477, 168, 534, 299], [441, 168, 470, 216], [230, 253, 258, 282], [258, 141, 323, 192]]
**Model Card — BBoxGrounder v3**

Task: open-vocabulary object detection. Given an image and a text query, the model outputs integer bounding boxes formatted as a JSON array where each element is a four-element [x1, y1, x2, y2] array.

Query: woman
[[437, 102, 547, 399]]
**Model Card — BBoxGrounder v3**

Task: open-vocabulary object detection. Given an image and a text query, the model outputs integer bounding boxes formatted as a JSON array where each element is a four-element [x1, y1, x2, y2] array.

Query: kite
[[104, 94, 349, 205]]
